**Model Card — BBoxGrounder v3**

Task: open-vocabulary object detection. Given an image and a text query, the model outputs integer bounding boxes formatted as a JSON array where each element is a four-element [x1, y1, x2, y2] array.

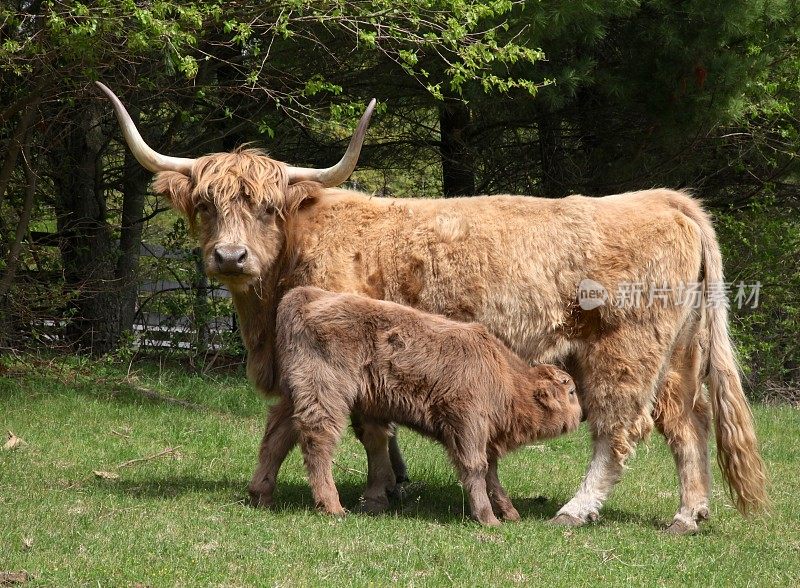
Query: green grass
[[1, 355, 799, 587]]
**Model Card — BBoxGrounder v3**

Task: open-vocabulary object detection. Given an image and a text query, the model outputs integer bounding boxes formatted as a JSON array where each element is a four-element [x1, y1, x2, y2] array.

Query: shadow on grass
[[20, 369, 263, 419], [87, 474, 669, 529]]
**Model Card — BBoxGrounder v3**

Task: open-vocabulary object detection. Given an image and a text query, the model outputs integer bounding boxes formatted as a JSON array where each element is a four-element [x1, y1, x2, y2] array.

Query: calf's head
[[527, 365, 582, 436], [95, 82, 375, 291]]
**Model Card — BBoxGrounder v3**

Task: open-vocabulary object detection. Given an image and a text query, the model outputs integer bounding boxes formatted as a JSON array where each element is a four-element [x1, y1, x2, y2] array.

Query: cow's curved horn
[[286, 98, 376, 187], [94, 82, 195, 176]]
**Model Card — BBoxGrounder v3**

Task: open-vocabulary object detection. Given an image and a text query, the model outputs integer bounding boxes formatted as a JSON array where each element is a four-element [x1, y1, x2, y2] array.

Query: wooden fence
[[26, 233, 237, 352]]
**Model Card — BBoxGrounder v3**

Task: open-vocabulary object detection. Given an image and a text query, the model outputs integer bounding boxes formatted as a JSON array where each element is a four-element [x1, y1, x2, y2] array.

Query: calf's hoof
[[248, 490, 274, 509], [323, 506, 348, 517], [501, 507, 521, 522], [476, 514, 502, 527]]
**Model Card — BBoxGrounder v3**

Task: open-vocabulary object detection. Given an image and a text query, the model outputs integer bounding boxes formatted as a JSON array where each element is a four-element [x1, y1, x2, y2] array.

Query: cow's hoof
[[387, 483, 406, 500], [501, 507, 521, 522], [694, 506, 710, 521], [549, 513, 587, 527], [664, 518, 698, 535], [357, 496, 390, 514]]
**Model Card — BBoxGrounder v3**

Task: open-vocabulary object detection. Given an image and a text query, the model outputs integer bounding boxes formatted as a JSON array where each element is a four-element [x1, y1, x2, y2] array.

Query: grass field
[[1, 355, 799, 587]]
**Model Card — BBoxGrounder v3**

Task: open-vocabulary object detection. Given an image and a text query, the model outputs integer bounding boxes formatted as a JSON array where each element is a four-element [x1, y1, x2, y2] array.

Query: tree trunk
[[116, 106, 149, 339], [53, 106, 120, 354], [0, 140, 36, 346], [0, 94, 42, 224], [439, 99, 475, 197]]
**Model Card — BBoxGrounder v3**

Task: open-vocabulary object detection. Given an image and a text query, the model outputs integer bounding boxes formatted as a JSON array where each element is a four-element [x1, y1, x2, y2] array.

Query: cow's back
[[282, 188, 704, 364]]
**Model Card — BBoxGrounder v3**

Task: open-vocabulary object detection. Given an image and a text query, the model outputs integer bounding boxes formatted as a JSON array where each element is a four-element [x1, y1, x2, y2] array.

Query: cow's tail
[[665, 191, 769, 515]]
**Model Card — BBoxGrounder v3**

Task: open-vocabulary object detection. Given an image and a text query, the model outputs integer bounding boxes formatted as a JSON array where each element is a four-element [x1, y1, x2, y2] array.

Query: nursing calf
[[277, 287, 581, 525]]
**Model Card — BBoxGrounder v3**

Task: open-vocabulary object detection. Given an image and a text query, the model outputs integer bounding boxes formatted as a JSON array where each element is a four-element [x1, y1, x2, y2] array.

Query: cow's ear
[[152, 171, 195, 218], [284, 181, 321, 215]]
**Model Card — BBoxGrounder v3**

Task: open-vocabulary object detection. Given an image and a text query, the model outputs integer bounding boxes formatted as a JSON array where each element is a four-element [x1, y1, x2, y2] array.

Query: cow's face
[[153, 151, 298, 291], [95, 84, 373, 293]]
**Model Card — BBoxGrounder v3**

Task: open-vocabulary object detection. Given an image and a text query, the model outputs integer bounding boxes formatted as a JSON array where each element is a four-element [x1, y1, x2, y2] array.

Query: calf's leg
[[351, 415, 397, 512], [456, 459, 499, 526], [298, 417, 348, 516], [249, 397, 298, 508], [446, 431, 499, 526], [359, 421, 397, 513], [486, 456, 520, 522]]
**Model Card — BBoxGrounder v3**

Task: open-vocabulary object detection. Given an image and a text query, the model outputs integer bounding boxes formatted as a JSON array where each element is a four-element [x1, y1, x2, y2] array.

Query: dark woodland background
[[1, 1, 797, 396]]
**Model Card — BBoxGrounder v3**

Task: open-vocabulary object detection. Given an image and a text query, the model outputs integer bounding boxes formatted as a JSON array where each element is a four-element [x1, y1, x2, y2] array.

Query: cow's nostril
[[214, 245, 248, 272]]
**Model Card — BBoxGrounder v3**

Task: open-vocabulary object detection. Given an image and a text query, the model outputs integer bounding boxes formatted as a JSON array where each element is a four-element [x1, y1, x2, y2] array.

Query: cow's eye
[[196, 202, 211, 216], [259, 205, 275, 219]]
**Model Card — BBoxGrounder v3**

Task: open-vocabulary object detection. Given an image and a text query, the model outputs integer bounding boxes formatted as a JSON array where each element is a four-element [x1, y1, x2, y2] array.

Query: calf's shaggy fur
[[277, 287, 581, 525]]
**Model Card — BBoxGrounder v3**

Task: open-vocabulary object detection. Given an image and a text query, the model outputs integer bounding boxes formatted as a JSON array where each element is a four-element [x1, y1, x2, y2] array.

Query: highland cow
[[97, 82, 768, 534], [277, 287, 581, 525]]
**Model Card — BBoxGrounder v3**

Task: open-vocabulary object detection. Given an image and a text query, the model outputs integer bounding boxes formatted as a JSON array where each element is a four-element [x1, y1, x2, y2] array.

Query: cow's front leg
[[248, 397, 298, 508]]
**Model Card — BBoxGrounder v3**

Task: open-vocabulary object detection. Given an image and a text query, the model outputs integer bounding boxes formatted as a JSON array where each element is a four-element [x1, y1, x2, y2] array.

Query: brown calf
[[277, 287, 581, 525]]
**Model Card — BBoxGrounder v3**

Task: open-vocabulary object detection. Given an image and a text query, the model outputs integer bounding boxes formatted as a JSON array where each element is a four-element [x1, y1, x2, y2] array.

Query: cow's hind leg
[[249, 397, 298, 508], [654, 344, 712, 535], [388, 431, 410, 484], [552, 327, 665, 526]]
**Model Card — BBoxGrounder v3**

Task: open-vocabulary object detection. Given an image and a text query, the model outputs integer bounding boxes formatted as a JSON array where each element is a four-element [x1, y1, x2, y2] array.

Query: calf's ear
[[534, 385, 563, 412], [152, 171, 195, 219]]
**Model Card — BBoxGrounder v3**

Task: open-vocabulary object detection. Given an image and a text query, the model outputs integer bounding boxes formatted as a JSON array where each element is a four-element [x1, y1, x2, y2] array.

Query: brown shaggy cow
[[276, 287, 582, 525], [97, 82, 768, 534]]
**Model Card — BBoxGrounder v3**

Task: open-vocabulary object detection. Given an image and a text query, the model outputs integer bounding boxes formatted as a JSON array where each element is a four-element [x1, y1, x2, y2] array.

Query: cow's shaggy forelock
[[152, 148, 323, 288], [191, 148, 289, 217], [153, 148, 316, 228]]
